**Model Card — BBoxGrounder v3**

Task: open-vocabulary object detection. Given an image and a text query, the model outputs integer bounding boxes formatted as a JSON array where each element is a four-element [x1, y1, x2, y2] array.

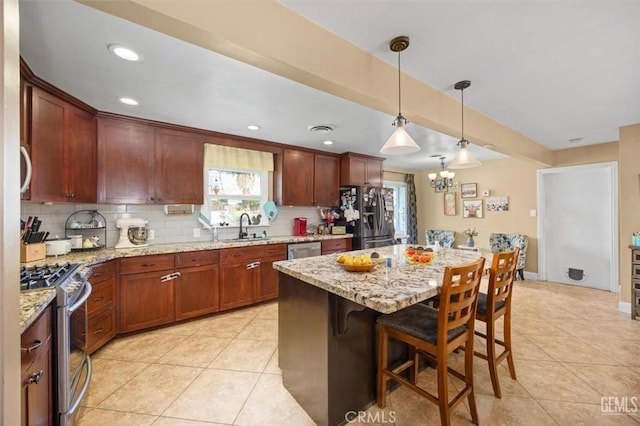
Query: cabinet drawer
[[633, 264, 640, 279], [633, 250, 640, 264], [633, 280, 640, 292], [88, 277, 115, 316], [321, 238, 352, 254], [90, 261, 116, 284], [21, 306, 52, 375], [221, 244, 286, 264], [120, 254, 174, 275], [176, 250, 219, 268], [87, 307, 117, 354]]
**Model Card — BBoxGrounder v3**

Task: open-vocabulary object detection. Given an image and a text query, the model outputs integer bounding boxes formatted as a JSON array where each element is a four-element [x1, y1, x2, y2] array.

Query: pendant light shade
[[380, 36, 420, 156], [448, 80, 481, 169]]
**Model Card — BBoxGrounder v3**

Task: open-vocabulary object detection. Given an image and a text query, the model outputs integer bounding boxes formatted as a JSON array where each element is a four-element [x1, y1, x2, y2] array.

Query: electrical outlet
[[148, 229, 155, 240], [193, 228, 200, 238]]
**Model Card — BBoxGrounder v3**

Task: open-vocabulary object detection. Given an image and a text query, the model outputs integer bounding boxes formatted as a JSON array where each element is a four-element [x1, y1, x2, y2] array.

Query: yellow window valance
[[204, 144, 274, 171]]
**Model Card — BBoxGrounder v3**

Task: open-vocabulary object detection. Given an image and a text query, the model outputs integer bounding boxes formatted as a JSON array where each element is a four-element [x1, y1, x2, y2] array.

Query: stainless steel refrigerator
[[337, 186, 395, 250]]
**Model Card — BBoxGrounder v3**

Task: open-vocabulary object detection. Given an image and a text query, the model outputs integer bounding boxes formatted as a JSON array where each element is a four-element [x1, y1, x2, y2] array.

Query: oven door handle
[[67, 282, 92, 316], [65, 355, 92, 417]]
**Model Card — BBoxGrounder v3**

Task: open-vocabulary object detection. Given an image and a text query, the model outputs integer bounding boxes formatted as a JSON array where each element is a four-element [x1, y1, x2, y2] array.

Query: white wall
[[21, 201, 325, 248]]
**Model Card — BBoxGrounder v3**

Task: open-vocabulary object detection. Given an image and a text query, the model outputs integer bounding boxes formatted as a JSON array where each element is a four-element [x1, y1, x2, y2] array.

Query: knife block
[[20, 243, 46, 263]]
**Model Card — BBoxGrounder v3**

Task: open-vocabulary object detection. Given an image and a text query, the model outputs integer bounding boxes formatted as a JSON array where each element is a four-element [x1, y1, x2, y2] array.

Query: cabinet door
[[87, 307, 117, 355], [119, 270, 175, 332], [256, 256, 285, 302], [97, 118, 155, 204], [66, 106, 97, 202], [21, 338, 52, 426], [219, 262, 259, 311], [175, 264, 220, 320], [340, 154, 366, 186], [314, 153, 340, 207], [154, 128, 204, 204], [30, 87, 66, 201], [282, 149, 314, 206], [365, 158, 384, 186]]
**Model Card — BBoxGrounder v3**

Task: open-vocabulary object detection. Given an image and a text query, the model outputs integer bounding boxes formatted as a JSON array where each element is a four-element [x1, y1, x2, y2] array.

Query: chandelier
[[428, 156, 455, 191]]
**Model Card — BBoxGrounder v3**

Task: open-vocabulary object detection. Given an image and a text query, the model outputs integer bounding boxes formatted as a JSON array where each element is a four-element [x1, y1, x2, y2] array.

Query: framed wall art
[[460, 183, 477, 198], [444, 192, 456, 216], [463, 199, 483, 218], [487, 196, 509, 211]]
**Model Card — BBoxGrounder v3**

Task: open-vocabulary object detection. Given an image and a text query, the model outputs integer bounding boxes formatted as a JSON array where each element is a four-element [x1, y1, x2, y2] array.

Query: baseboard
[[618, 301, 631, 314], [522, 271, 538, 280]]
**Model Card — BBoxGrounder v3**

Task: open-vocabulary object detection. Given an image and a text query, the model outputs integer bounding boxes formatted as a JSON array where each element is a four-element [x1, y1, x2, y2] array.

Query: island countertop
[[273, 244, 487, 314]]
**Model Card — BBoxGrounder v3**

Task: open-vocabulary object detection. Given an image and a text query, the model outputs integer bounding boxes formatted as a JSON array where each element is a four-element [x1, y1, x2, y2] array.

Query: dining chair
[[376, 257, 486, 426], [489, 233, 528, 280], [425, 229, 455, 248], [474, 248, 519, 398]]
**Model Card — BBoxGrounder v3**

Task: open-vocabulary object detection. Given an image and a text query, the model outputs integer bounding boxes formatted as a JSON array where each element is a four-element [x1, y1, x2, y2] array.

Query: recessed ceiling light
[[323, 140, 334, 145], [108, 44, 142, 62], [247, 125, 261, 131], [308, 124, 335, 133], [119, 97, 138, 106]]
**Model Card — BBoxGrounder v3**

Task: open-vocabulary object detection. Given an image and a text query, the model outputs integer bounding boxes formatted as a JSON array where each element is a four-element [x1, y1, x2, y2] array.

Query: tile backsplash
[[21, 202, 326, 248]]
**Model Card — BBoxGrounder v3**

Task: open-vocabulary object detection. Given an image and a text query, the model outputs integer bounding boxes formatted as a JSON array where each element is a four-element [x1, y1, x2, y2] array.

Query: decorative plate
[[263, 201, 278, 221]]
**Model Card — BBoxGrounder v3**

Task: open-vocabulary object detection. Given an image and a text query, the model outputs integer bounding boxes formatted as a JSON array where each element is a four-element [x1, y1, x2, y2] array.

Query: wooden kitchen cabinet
[[29, 86, 97, 202], [87, 261, 117, 354], [321, 238, 353, 255], [219, 244, 287, 310], [340, 152, 384, 186], [276, 148, 340, 206], [175, 250, 220, 320], [21, 305, 53, 426], [119, 254, 176, 332], [97, 118, 204, 204]]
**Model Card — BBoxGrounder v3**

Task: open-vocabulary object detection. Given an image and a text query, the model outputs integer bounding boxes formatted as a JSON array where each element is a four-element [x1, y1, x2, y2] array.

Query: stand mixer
[[115, 217, 149, 249]]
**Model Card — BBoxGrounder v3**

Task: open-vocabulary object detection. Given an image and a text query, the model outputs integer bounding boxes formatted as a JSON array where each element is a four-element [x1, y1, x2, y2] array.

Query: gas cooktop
[[20, 262, 80, 291]]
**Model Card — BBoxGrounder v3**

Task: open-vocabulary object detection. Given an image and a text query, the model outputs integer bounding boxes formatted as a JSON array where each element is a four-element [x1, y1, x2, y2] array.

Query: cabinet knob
[[28, 370, 44, 385]]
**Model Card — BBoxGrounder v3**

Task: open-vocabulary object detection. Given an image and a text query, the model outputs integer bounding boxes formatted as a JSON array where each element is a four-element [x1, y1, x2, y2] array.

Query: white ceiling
[[19, 1, 640, 170]]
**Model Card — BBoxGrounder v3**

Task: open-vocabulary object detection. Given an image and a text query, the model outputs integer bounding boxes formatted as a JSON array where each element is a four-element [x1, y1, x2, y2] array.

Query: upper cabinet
[[275, 148, 340, 207], [97, 117, 204, 204], [28, 86, 97, 202], [340, 152, 384, 187]]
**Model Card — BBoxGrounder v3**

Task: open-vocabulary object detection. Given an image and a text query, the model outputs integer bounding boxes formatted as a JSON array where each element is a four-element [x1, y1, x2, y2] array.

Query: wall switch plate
[[193, 228, 200, 238], [148, 229, 155, 240], [530, 209, 537, 217], [482, 190, 490, 197]]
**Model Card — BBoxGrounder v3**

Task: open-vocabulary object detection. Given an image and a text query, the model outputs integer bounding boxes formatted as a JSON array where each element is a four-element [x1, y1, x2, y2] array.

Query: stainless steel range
[[21, 262, 93, 425]]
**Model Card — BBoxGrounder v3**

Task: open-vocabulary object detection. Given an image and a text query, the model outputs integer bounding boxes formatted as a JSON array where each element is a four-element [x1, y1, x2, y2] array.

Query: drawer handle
[[21, 340, 42, 353], [92, 272, 104, 277], [192, 258, 203, 262], [28, 370, 44, 385], [93, 296, 104, 302], [141, 263, 156, 267], [93, 328, 104, 335]]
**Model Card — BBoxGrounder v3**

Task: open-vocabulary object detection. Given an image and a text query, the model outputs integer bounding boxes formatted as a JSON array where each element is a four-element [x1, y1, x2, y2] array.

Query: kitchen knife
[[31, 219, 41, 233], [25, 216, 33, 231]]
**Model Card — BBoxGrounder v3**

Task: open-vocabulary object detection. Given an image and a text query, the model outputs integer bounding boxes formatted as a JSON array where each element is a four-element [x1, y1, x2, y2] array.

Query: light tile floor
[[78, 279, 640, 425]]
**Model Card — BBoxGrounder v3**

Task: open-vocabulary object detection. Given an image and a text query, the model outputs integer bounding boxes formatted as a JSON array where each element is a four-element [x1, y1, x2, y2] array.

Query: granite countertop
[[273, 245, 488, 314], [21, 234, 352, 268], [20, 289, 56, 333]]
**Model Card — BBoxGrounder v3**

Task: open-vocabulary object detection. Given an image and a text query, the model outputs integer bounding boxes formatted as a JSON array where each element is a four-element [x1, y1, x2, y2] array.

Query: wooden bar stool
[[376, 257, 485, 426], [474, 248, 519, 398]]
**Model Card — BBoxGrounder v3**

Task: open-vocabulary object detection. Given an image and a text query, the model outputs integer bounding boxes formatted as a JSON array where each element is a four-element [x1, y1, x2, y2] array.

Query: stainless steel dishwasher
[[287, 241, 322, 259]]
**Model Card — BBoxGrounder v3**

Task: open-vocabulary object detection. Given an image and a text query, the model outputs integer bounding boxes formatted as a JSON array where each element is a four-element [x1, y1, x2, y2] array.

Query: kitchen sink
[[226, 237, 270, 242]]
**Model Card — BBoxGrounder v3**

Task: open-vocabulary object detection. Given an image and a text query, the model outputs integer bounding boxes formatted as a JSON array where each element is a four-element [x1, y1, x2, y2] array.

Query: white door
[[538, 162, 618, 291]]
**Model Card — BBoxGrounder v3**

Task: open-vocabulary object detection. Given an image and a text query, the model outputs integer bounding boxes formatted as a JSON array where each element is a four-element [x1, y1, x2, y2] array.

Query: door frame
[[536, 161, 619, 292]]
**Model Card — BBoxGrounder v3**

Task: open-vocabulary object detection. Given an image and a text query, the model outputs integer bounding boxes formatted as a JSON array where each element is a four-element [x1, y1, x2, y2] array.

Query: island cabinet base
[[279, 273, 404, 426]]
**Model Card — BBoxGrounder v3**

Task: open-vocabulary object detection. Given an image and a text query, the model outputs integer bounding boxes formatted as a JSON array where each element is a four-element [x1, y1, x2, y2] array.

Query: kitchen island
[[273, 245, 485, 426]]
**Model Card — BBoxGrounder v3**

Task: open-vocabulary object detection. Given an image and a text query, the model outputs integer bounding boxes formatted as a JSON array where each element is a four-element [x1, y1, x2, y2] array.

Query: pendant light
[[380, 36, 420, 156], [448, 80, 481, 169]]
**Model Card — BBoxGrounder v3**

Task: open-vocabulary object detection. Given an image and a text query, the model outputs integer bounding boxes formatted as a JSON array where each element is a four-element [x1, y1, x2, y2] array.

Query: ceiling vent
[[308, 124, 335, 134]]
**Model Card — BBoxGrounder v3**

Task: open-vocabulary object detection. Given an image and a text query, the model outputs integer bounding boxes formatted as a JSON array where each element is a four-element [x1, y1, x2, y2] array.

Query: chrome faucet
[[239, 213, 252, 239]]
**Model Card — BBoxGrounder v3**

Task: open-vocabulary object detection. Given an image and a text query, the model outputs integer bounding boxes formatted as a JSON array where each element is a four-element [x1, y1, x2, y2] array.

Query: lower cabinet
[[21, 305, 53, 426], [175, 250, 220, 320], [87, 260, 117, 354], [220, 244, 287, 310], [321, 238, 353, 255], [119, 254, 176, 333]]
